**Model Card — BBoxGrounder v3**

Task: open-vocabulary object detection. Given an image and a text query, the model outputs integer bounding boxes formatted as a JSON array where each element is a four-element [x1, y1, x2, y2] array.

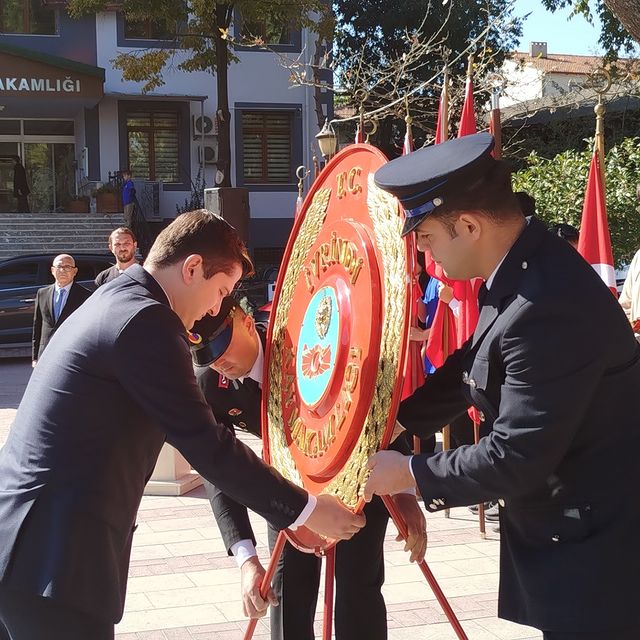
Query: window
[[0, 261, 38, 289], [124, 17, 174, 40], [242, 111, 293, 184], [0, 0, 56, 35], [126, 111, 179, 183], [242, 18, 292, 46]]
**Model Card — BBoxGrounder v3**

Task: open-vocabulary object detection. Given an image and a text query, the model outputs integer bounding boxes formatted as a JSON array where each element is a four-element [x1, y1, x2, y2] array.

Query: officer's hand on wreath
[[305, 494, 366, 541], [392, 493, 427, 563], [240, 556, 278, 618], [364, 451, 416, 502]]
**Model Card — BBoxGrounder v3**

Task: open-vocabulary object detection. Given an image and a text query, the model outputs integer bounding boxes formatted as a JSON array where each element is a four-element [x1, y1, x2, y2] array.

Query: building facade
[[0, 1, 331, 254]]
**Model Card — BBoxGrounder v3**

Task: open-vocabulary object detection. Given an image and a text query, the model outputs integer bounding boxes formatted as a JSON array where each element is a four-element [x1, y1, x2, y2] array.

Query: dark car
[[0, 253, 114, 349]]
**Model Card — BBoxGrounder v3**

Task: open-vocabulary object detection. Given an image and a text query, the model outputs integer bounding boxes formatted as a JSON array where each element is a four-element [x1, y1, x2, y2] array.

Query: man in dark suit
[[190, 298, 426, 639], [12, 156, 29, 213], [0, 210, 364, 640], [94, 227, 139, 287], [364, 133, 640, 639], [32, 253, 90, 366]]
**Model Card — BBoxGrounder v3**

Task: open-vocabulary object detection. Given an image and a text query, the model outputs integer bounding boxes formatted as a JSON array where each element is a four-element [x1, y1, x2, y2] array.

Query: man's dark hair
[[429, 160, 520, 236], [109, 227, 137, 244], [145, 209, 254, 278], [514, 191, 536, 217]]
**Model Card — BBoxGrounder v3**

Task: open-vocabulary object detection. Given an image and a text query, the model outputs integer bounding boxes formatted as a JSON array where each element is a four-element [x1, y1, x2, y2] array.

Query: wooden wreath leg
[[473, 421, 486, 538], [322, 545, 336, 640], [243, 530, 287, 640], [441, 425, 451, 518], [381, 495, 468, 640]]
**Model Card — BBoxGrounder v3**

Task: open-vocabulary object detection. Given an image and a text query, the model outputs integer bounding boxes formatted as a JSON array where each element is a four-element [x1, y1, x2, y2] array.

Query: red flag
[[355, 123, 364, 144], [578, 149, 617, 296], [434, 82, 448, 144], [456, 69, 483, 425], [401, 123, 426, 399], [457, 75, 477, 137]]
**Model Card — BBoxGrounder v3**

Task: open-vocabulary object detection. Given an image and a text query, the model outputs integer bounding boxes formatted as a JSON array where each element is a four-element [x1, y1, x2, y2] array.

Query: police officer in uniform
[[364, 132, 640, 639], [190, 298, 427, 639]]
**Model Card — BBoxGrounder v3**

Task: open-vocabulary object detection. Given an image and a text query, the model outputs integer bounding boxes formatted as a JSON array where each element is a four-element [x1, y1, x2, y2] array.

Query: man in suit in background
[[12, 156, 29, 213], [32, 253, 90, 367], [365, 133, 640, 639], [95, 227, 139, 287], [0, 210, 364, 640], [190, 298, 426, 640]]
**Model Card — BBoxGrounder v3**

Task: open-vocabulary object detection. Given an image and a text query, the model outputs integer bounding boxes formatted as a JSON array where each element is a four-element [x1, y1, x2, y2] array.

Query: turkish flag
[[578, 149, 617, 297]]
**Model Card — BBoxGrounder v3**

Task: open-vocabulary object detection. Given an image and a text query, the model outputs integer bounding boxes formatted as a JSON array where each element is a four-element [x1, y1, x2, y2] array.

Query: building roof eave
[[0, 42, 105, 81]]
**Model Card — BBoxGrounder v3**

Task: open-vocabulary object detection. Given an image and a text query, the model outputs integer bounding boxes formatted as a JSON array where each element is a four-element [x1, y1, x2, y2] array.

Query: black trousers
[[0, 586, 113, 640], [268, 495, 390, 640], [543, 630, 640, 639]]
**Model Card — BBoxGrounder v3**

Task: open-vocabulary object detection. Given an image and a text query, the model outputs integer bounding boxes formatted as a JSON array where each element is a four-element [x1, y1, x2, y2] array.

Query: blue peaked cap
[[374, 132, 495, 236]]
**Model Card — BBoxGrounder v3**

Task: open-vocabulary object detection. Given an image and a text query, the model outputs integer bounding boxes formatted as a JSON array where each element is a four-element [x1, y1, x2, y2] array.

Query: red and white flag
[[355, 123, 364, 144], [401, 122, 426, 400], [578, 149, 617, 296]]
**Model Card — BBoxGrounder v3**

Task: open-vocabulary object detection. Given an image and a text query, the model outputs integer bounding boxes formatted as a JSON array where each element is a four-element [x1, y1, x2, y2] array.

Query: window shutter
[[242, 111, 292, 184]]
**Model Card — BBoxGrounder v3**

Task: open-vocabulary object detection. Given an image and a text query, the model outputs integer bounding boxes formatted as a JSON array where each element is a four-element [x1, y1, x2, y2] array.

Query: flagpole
[[440, 65, 449, 143], [490, 87, 502, 159], [594, 99, 606, 187]]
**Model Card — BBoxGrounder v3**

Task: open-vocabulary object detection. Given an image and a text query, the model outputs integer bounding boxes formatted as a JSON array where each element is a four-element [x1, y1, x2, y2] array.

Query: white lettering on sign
[[0, 76, 82, 93]]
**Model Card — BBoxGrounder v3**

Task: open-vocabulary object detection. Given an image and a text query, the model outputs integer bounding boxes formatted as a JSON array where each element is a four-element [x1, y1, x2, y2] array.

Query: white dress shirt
[[229, 334, 317, 566]]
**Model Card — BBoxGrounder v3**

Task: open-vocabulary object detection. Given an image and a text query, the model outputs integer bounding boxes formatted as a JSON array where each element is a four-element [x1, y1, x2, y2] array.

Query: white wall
[[501, 59, 544, 107], [94, 12, 321, 222]]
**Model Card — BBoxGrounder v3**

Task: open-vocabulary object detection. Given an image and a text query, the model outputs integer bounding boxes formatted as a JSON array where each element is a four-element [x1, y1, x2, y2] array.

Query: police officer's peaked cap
[[189, 296, 239, 367], [374, 132, 495, 236]]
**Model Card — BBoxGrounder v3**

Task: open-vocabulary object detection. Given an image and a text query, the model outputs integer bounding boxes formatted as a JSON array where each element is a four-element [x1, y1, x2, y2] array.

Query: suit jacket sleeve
[[32, 288, 45, 361], [113, 304, 308, 530], [410, 299, 605, 509], [197, 370, 257, 554], [396, 344, 471, 439]]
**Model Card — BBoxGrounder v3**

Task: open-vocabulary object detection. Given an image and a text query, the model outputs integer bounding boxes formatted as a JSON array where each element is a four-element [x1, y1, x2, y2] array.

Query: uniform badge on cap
[[228, 408, 243, 416]]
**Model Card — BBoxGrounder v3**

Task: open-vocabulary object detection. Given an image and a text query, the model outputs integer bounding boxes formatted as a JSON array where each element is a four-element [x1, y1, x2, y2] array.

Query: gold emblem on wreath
[[315, 294, 332, 339]]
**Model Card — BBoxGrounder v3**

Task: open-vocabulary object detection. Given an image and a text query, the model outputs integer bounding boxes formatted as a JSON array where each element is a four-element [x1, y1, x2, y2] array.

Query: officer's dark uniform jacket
[[195, 325, 267, 551], [398, 217, 640, 633]]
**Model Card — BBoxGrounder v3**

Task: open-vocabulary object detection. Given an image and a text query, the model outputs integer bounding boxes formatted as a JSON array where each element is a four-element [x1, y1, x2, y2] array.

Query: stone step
[[0, 213, 127, 259], [0, 215, 125, 221], [0, 230, 120, 239]]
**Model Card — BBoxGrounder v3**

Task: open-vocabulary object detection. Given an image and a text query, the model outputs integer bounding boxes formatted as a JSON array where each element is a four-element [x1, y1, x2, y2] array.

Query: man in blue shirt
[[121, 169, 136, 228]]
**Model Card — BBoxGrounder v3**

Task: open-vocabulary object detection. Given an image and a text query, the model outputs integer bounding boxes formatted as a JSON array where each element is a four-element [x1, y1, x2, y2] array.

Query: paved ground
[[0, 358, 542, 640]]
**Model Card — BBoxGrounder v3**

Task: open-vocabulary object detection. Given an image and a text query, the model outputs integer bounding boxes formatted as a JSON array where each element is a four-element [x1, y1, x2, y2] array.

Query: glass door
[[0, 142, 20, 213], [24, 143, 54, 213], [23, 142, 75, 213]]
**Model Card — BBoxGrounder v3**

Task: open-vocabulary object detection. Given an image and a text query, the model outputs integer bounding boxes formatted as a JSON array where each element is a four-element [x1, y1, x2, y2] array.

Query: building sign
[[0, 77, 83, 93], [0, 52, 104, 101]]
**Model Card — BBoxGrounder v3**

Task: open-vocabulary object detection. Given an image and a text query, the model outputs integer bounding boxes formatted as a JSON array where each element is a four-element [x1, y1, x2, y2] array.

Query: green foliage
[[540, 0, 638, 56], [512, 137, 640, 265], [333, 0, 523, 154], [176, 166, 206, 215]]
